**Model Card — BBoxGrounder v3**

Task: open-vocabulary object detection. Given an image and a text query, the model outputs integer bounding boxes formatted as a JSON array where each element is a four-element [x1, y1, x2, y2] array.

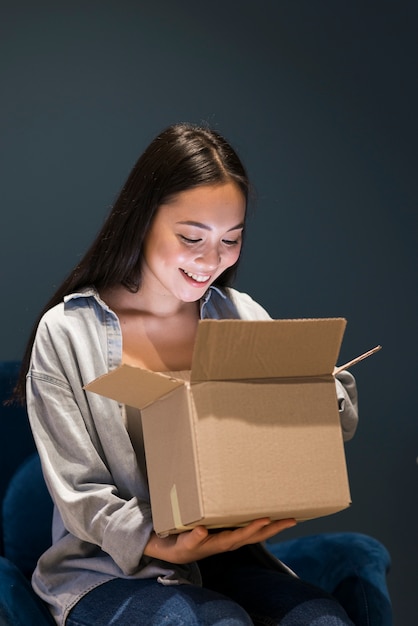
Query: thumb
[[187, 525, 208, 547]]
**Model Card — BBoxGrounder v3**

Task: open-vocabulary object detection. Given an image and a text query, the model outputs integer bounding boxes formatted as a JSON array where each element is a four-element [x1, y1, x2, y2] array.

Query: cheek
[[224, 245, 242, 267], [162, 240, 191, 268]]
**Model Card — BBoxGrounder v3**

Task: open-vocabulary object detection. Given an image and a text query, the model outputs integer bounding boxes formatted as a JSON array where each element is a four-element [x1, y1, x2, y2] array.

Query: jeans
[[67, 554, 355, 626]]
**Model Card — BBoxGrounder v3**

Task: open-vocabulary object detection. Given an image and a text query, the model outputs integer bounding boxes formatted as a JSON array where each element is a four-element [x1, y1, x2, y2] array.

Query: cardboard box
[[86, 318, 351, 537]]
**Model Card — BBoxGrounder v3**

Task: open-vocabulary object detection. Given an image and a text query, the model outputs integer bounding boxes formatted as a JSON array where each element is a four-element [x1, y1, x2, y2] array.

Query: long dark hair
[[12, 122, 250, 404]]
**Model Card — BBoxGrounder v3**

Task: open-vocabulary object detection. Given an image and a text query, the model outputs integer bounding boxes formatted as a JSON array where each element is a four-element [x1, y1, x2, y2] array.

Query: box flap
[[191, 318, 346, 382], [85, 364, 184, 409]]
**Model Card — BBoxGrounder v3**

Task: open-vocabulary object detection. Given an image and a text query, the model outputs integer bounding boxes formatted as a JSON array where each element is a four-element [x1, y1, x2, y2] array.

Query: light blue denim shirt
[[26, 286, 358, 625]]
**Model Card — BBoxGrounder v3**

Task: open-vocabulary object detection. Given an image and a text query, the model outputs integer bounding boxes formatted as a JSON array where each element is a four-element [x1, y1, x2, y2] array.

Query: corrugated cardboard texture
[[139, 378, 350, 535], [191, 318, 346, 381], [86, 364, 184, 409], [140, 388, 203, 533], [85, 318, 351, 536]]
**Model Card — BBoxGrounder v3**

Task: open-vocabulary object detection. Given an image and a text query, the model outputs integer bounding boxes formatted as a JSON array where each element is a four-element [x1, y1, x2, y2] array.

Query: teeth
[[183, 270, 210, 282]]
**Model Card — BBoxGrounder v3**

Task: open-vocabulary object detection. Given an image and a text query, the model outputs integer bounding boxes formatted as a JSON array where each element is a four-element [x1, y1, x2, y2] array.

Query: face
[[141, 182, 246, 303]]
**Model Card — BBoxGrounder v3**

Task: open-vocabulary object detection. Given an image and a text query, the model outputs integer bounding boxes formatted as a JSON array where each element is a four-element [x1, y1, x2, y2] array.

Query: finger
[[231, 517, 283, 539], [216, 518, 297, 550], [181, 525, 208, 550], [206, 520, 271, 552], [233, 517, 273, 536], [253, 518, 297, 542]]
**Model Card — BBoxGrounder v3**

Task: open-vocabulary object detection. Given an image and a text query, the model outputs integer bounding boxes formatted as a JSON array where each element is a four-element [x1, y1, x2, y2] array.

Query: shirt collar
[[64, 286, 112, 311], [64, 284, 227, 313]]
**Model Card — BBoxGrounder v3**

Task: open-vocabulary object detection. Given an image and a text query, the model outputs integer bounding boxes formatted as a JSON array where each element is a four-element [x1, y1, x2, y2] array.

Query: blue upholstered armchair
[[0, 361, 393, 625]]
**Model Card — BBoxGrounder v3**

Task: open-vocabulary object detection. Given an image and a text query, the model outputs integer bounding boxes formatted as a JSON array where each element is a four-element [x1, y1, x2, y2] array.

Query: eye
[[222, 238, 240, 246], [179, 235, 202, 244]]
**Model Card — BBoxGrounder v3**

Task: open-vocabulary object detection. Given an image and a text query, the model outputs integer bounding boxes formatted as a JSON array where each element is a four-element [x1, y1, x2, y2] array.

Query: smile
[[181, 269, 211, 283]]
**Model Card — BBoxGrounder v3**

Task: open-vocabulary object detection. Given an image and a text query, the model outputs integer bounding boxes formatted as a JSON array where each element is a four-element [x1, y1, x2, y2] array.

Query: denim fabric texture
[[66, 569, 355, 626]]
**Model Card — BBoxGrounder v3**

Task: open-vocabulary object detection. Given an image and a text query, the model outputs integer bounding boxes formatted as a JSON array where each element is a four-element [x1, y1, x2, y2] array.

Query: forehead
[[158, 183, 246, 225]]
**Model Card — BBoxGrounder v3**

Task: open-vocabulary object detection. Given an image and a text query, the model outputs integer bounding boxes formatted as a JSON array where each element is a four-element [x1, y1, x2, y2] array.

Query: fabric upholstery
[[0, 557, 55, 625], [0, 361, 37, 552], [267, 533, 393, 626], [2, 454, 53, 579]]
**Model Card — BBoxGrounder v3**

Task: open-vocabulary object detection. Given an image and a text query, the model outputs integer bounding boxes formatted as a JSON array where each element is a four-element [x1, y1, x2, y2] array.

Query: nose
[[195, 246, 220, 270]]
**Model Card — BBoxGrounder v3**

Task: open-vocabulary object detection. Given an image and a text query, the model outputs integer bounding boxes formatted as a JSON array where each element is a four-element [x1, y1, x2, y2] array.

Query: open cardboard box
[[86, 318, 351, 537]]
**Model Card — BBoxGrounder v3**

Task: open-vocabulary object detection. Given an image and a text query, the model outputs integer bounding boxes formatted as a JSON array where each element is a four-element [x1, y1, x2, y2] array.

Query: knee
[[280, 598, 354, 625], [159, 591, 253, 626], [196, 596, 254, 626]]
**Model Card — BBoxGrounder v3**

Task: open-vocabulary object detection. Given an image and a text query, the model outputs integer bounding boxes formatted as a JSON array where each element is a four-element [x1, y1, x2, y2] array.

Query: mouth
[[180, 269, 212, 284]]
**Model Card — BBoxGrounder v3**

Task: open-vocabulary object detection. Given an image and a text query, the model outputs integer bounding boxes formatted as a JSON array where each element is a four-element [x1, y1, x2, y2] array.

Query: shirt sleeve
[[226, 288, 273, 320], [26, 312, 154, 576], [334, 370, 359, 441]]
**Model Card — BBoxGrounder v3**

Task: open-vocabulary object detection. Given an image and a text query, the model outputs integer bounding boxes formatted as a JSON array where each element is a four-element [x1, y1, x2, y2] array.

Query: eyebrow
[[176, 220, 244, 232]]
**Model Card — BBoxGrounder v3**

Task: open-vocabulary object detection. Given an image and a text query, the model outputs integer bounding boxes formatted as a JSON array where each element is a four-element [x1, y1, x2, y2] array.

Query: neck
[[101, 284, 201, 319]]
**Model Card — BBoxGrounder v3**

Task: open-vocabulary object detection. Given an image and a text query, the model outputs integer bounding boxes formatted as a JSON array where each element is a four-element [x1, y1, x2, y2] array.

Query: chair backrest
[[0, 362, 38, 500], [0, 360, 53, 575], [0, 361, 38, 555], [2, 453, 53, 578]]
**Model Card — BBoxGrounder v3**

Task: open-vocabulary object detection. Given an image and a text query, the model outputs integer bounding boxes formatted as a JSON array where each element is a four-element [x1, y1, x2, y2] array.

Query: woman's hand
[[144, 517, 296, 564]]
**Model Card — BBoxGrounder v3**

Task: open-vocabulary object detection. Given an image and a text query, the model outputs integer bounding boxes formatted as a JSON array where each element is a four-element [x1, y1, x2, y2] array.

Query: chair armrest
[[266, 532, 393, 626], [0, 556, 55, 625]]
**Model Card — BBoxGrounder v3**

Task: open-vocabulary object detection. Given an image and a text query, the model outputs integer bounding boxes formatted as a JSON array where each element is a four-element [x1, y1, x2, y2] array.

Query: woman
[[15, 123, 358, 625]]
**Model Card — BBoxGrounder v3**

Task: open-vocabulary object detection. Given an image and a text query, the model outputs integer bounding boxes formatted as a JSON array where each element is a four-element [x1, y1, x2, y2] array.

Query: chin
[[178, 287, 208, 303], [181, 293, 204, 303]]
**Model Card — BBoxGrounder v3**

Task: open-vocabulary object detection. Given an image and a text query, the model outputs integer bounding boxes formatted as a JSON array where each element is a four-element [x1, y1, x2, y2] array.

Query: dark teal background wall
[[1, 1, 417, 623]]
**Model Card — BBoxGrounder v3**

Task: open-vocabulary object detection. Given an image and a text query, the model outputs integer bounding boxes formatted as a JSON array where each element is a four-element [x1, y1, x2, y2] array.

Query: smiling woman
[[103, 183, 246, 371], [13, 122, 358, 626], [142, 183, 245, 296]]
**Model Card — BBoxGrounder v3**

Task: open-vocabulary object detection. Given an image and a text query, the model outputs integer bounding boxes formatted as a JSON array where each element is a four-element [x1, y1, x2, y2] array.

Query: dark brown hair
[[12, 122, 250, 404]]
